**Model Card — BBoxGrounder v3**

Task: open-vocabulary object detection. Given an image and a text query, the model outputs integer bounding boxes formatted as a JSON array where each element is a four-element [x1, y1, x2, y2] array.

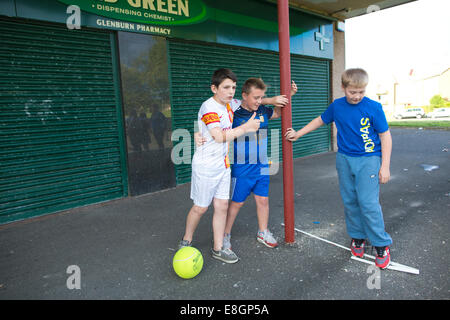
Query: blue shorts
[[230, 175, 270, 203]]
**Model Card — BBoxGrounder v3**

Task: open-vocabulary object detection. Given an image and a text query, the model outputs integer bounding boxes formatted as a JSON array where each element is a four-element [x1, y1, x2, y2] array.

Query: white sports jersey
[[192, 97, 241, 174]]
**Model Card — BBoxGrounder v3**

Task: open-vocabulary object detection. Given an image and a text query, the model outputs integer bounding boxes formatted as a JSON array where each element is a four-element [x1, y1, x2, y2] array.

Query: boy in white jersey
[[180, 68, 287, 263]]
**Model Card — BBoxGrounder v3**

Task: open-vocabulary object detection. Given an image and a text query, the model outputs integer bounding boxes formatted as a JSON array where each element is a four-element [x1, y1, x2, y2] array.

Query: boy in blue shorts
[[223, 78, 297, 255], [185, 69, 291, 264], [285, 68, 392, 269], [180, 69, 261, 264]]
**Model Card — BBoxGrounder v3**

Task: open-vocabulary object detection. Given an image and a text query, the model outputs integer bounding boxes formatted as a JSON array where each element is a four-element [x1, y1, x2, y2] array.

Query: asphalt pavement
[[0, 128, 449, 302]]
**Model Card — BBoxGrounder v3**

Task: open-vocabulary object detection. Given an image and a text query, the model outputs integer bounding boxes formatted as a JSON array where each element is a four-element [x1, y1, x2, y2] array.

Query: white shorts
[[190, 167, 231, 208]]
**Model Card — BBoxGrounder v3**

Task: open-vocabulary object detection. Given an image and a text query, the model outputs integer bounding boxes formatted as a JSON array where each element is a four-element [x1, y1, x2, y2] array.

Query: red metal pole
[[277, 0, 295, 243]]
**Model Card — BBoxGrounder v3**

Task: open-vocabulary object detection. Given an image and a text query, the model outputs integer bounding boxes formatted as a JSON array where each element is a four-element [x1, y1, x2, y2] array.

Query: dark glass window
[[118, 32, 175, 195]]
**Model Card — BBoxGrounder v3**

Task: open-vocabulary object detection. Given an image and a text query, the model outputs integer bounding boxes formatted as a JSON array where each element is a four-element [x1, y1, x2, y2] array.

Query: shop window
[[118, 32, 175, 195]]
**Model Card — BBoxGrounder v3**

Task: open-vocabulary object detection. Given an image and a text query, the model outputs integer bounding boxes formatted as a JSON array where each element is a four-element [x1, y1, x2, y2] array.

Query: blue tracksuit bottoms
[[336, 152, 392, 247]]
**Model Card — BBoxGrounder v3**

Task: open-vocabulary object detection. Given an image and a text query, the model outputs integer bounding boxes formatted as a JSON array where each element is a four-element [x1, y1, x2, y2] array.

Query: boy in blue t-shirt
[[285, 68, 392, 269], [223, 78, 297, 255]]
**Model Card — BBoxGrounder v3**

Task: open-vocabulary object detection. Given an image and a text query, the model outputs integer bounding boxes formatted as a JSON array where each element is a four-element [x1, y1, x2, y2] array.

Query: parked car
[[427, 108, 450, 118], [394, 108, 426, 119]]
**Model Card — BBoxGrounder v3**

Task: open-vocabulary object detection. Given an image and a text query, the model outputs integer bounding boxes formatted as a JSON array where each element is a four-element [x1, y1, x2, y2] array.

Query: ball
[[173, 246, 203, 279]]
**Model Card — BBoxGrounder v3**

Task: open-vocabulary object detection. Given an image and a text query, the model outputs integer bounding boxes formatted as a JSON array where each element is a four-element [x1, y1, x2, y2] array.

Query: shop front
[[0, 0, 334, 223]]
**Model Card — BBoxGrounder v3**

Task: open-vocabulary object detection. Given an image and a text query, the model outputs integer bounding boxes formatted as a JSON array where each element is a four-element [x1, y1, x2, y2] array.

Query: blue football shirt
[[231, 104, 273, 177], [321, 96, 389, 157]]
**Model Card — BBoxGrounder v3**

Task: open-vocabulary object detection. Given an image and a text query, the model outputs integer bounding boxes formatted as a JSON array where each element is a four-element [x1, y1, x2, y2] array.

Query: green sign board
[[2, 0, 334, 59], [57, 0, 209, 26]]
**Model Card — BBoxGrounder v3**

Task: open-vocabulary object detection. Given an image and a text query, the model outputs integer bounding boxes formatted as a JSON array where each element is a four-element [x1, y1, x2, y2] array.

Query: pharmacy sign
[[58, 0, 209, 25]]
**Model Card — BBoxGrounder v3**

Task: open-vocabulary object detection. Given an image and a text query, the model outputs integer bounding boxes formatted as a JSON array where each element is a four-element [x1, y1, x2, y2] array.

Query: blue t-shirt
[[231, 104, 274, 177], [321, 96, 389, 157]]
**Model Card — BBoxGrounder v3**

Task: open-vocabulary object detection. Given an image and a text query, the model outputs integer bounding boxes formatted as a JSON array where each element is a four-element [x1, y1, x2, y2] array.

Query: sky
[[345, 0, 450, 96]]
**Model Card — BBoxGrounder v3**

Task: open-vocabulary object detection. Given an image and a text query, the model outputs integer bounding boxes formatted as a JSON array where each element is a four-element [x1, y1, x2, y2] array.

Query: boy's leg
[[253, 175, 271, 232], [253, 175, 277, 248], [225, 177, 253, 235], [336, 153, 367, 240], [212, 197, 239, 264], [212, 198, 229, 251], [225, 201, 244, 235], [355, 156, 392, 247], [254, 195, 269, 232], [183, 205, 209, 243], [212, 170, 233, 251], [254, 195, 278, 248], [186, 166, 223, 244]]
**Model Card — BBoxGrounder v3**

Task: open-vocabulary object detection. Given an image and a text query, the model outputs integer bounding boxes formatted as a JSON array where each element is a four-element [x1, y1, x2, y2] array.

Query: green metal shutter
[[168, 40, 330, 185], [0, 19, 128, 224], [290, 56, 330, 158]]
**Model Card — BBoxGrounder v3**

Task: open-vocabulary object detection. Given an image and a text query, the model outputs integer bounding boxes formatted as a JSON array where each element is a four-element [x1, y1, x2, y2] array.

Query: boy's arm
[[194, 131, 206, 146], [269, 81, 298, 119], [209, 112, 260, 143], [378, 130, 392, 184], [271, 104, 283, 119], [285, 116, 324, 141], [262, 95, 288, 108], [262, 81, 298, 106]]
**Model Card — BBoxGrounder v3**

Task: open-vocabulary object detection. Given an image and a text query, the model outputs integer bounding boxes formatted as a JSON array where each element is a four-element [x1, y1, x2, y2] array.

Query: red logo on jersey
[[201, 112, 220, 125]]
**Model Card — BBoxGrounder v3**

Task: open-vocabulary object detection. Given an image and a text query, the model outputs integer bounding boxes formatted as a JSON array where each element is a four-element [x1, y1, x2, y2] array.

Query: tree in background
[[430, 94, 449, 109]]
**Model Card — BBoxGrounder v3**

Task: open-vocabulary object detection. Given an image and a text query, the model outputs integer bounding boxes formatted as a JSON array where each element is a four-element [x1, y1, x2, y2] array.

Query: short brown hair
[[242, 78, 267, 94], [341, 68, 369, 88], [211, 68, 237, 87]]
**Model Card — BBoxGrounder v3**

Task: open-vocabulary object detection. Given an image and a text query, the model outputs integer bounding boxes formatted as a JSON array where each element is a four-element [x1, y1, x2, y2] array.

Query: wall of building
[[439, 69, 450, 100], [0, 0, 347, 223], [330, 21, 346, 151], [0, 0, 335, 60]]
